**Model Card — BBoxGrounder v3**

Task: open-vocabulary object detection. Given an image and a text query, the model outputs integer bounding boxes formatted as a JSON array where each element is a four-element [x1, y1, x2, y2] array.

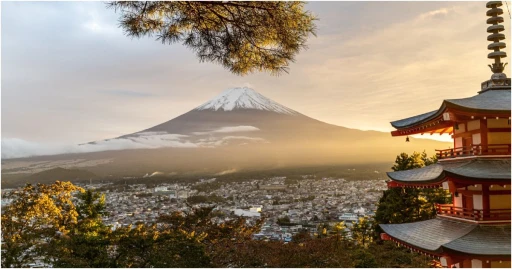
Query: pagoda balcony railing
[[435, 144, 511, 160], [435, 203, 511, 221]]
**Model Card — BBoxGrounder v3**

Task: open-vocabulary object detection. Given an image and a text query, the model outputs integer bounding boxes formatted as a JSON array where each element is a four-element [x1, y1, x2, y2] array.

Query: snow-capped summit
[[194, 87, 299, 115]]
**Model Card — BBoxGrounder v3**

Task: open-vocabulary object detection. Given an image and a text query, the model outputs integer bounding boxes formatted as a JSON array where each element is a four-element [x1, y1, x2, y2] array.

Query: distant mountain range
[[2, 87, 450, 181]]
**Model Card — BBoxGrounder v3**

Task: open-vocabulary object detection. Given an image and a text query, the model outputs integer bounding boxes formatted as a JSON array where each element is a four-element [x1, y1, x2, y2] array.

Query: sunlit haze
[[2, 1, 509, 147]]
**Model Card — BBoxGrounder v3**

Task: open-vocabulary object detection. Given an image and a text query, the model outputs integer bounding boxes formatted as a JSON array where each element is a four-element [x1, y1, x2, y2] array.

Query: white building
[[234, 209, 260, 217]]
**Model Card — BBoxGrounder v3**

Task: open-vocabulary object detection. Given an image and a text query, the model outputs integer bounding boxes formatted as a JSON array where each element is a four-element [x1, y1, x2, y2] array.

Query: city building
[[379, 2, 511, 268]]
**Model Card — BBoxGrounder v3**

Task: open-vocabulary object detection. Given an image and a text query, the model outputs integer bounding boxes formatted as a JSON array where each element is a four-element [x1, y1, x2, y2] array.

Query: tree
[[332, 221, 348, 242], [367, 240, 430, 268], [391, 150, 437, 172], [107, 1, 316, 75], [1, 181, 84, 268], [45, 190, 114, 267], [351, 217, 374, 247], [156, 206, 263, 267], [351, 248, 378, 268], [3, 181, 431, 268], [292, 229, 312, 243], [375, 151, 450, 233], [113, 224, 210, 268]]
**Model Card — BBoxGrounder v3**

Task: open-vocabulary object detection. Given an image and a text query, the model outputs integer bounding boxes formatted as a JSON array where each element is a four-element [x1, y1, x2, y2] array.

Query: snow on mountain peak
[[194, 87, 299, 115]]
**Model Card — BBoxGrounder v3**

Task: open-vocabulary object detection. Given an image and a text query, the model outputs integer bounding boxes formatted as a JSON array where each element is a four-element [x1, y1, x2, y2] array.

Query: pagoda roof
[[442, 225, 511, 256], [391, 89, 511, 129], [380, 218, 511, 255], [387, 158, 511, 185], [443, 158, 511, 180], [391, 110, 438, 129]]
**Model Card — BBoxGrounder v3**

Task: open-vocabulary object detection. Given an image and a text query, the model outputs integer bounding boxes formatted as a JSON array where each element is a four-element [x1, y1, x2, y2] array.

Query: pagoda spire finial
[[486, 1, 508, 86]]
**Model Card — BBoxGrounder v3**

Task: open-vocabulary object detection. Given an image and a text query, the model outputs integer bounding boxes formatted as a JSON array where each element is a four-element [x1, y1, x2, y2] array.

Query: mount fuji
[[91, 87, 342, 149], [3, 87, 449, 179]]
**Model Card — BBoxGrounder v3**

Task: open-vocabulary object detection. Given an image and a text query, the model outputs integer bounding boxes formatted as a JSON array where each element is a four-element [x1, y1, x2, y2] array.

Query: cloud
[[215, 168, 238, 176], [143, 171, 165, 178], [100, 90, 154, 97], [192, 126, 260, 135], [292, 2, 509, 133], [80, 3, 118, 34], [418, 8, 450, 21], [82, 134, 198, 152], [1, 133, 197, 159], [1, 138, 71, 159], [1, 132, 268, 159], [196, 136, 268, 147]]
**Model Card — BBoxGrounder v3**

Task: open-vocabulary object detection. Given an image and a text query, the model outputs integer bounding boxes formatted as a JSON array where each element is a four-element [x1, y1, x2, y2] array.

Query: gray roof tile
[[391, 110, 437, 129], [380, 218, 511, 255], [380, 218, 476, 252], [445, 90, 511, 111], [443, 225, 511, 255], [390, 89, 511, 129], [386, 163, 446, 183], [387, 159, 511, 184], [444, 159, 511, 180]]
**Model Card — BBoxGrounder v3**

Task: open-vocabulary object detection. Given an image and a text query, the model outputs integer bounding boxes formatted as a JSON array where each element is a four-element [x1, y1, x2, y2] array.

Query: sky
[[1, 1, 511, 157]]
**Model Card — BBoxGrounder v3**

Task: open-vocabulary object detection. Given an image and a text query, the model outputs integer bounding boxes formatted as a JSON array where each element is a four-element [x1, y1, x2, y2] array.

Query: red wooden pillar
[[482, 184, 490, 219], [480, 119, 488, 153]]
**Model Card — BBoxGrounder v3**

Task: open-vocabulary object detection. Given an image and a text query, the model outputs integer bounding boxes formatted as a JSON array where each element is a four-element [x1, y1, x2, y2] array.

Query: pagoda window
[[472, 133, 482, 145], [471, 259, 483, 268], [453, 192, 463, 208], [490, 195, 511, 210], [454, 123, 467, 134], [472, 194, 483, 210], [467, 120, 481, 131], [488, 132, 511, 144], [487, 118, 510, 128], [454, 137, 463, 148]]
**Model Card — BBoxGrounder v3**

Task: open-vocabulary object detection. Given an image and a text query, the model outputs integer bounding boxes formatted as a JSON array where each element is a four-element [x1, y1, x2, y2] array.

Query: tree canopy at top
[[107, 1, 317, 76]]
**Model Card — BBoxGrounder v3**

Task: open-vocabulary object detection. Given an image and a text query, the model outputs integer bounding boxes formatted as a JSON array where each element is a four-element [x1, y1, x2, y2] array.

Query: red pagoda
[[379, 1, 511, 268]]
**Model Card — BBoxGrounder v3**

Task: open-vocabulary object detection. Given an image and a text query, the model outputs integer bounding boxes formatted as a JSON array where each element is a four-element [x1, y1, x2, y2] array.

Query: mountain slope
[[113, 87, 372, 148], [2, 87, 451, 179], [24, 167, 98, 185]]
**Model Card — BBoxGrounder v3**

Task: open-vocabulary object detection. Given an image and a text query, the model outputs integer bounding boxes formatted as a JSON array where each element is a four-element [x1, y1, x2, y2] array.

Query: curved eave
[[386, 163, 447, 185], [390, 89, 511, 134], [380, 219, 511, 257], [387, 159, 510, 186], [391, 109, 443, 129], [390, 110, 439, 129], [444, 89, 511, 114], [441, 225, 511, 256], [386, 173, 445, 186], [444, 158, 511, 183], [379, 218, 476, 253]]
